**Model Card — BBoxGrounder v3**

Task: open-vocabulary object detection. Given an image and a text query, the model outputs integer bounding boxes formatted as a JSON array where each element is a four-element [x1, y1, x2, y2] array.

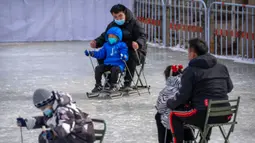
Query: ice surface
[[0, 41, 255, 143]]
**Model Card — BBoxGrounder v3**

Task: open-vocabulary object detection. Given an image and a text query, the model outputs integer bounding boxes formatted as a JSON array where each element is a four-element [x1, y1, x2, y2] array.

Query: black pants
[[95, 64, 121, 85], [169, 108, 231, 143], [155, 112, 194, 143], [98, 51, 145, 86], [155, 112, 173, 143]]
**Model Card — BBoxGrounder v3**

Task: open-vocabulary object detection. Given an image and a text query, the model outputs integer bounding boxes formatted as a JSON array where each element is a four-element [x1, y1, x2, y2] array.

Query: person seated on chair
[[16, 88, 95, 143], [155, 65, 194, 143], [85, 26, 128, 93], [166, 38, 234, 143], [90, 4, 147, 91]]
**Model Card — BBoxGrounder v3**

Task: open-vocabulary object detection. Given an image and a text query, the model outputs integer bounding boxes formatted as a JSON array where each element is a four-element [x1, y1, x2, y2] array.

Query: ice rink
[[0, 41, 255, 143]]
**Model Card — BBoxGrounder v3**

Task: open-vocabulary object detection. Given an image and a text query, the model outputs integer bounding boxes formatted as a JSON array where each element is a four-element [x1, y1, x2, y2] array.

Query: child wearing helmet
[[155, 65, 194, 143], [84, 26, 128, 93], [17, 88, 95, 143]]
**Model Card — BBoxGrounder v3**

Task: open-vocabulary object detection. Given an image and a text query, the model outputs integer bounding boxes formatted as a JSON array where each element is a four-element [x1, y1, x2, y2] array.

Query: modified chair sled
[[86, 58, 130, 99], [86, 51, 150, 99]]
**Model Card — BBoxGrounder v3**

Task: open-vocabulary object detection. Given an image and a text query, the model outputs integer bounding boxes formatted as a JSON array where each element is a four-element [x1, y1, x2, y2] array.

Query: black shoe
[[91, 84, 103, 93], [109, 84, 119, 93]]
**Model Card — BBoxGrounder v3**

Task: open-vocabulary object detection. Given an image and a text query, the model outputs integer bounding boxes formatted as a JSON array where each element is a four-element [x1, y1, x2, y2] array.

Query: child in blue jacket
[[85, 27, 128, 93]]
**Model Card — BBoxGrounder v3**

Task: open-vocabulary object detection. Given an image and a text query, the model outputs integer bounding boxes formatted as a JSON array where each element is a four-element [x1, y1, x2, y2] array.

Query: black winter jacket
[[95, 6, 147, 64], [167, 54, 233, 110]]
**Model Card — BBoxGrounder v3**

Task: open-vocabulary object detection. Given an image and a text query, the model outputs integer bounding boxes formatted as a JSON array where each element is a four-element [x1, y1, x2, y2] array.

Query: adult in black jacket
[[90, 4, 147, 91], [167, 38, 233, 143]]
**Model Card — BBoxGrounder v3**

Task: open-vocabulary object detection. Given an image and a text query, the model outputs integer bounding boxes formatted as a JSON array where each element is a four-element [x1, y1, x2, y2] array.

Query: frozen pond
[[0, 41, 255, 143]]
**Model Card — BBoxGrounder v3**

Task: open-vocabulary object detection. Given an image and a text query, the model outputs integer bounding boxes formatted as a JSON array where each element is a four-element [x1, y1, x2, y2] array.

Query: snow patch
[[167, 44, 188, 53], [147, 42, 255, 64], [214, 55, 255, 65], [147, 42, 187, 52], [147, 42, 165, 48]]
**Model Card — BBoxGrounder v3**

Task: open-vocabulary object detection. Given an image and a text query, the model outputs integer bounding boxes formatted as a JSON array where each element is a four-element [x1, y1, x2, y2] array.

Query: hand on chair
[[120, 54, 128, 61]]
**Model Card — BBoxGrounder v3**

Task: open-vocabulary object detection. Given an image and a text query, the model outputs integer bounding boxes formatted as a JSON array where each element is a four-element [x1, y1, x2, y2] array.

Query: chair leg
[[199, 128, 209, 143], [226, 125, 234, 141], [193, 129, 200, 143], [164, 128, 168, 143], [134, 66, 150, 94], [116, 74, 123, 87], [219, 126, 231, 143], [141, 65, 148, 86], [103, 74, 111, 89], [135, 68, 143, 87]]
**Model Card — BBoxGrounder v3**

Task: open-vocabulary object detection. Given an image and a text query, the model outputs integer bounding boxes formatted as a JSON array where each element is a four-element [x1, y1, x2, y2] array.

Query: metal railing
[[167, 0, 207, 47], [208, 2, 255, 61], [135, 0, 166, 45], [134, 0, 255, 63]]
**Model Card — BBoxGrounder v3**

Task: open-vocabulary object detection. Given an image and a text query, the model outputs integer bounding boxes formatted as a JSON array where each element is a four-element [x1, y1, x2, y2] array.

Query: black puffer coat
[[167, 54, 233, 110]]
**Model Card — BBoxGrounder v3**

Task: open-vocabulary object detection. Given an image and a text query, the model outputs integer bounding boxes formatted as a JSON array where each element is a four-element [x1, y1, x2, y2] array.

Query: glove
[[84, 50, 93, 56], [17, 117, 26, 127], [42, 130, 55, 140], [120, 54, 128, 61]]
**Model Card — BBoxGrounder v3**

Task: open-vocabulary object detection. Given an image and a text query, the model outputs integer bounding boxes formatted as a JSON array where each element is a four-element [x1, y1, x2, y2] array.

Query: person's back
[[166, 38, 233, 143], [188, 53, 233, 110]]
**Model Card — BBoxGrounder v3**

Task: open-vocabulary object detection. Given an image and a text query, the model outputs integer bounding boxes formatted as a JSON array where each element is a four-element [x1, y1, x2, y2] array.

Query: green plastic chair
[[92, 118, 107, 143], [189, 97, 240, 143]]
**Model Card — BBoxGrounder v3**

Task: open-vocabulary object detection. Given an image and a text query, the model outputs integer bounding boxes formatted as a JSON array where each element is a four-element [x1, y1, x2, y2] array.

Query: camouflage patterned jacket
[[26, 91, 95, 143]]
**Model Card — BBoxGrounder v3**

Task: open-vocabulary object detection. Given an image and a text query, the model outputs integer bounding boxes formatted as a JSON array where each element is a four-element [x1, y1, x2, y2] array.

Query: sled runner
[[86, 70, 125, 99]]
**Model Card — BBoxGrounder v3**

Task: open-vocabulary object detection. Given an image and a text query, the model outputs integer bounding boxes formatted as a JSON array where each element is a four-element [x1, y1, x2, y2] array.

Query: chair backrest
[[92, 118, 107, 143], [204, 97, 240, 129]]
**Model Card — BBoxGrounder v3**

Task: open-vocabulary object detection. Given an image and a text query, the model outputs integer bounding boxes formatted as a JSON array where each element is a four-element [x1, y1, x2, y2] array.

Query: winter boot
[[91, 84, 103, 93], [121, 82, 133, 92]]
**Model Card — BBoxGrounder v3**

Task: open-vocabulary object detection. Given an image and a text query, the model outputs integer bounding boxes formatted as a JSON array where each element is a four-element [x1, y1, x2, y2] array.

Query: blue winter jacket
[[92, 27, 128, 72]]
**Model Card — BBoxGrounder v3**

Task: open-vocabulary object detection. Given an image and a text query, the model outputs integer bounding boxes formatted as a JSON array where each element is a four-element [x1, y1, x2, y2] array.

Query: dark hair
[[110, 4, 126, 14], [164, 65, 183, 80], [188, 38, 208, 56]]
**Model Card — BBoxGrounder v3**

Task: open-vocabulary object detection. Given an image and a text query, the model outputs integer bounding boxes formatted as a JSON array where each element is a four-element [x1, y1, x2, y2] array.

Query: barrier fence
[[167, 0, 207, 47], [208, 2, 255, 61], [134, 0, 255, 63], [135, 0, 166, 45]]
